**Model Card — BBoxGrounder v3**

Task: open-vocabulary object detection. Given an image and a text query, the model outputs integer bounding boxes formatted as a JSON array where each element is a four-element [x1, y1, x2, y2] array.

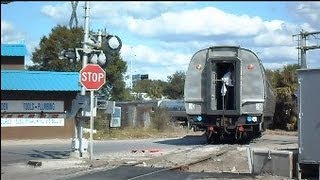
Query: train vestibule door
[[208, 61, 236, 112]]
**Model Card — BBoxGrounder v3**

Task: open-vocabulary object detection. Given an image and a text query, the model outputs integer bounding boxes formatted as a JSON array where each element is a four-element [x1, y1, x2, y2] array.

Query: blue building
[[1, 43, 27, 70], [1, 44, 81, 139]]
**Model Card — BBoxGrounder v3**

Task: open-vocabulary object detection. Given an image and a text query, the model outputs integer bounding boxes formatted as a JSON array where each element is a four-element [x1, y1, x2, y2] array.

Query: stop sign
[[80, 64, 106, 90]]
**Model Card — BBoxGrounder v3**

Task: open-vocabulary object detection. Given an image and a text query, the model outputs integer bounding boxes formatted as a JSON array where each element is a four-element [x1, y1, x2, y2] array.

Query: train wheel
[[213, 134, 221, 144], [206, 132, 220, 144], [206, 130, 213, 144]]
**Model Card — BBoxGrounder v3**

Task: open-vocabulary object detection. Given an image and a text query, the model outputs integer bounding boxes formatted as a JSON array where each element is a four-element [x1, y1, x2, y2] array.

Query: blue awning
[[1, 70, 81, 91], [1, 44, 27, 56]]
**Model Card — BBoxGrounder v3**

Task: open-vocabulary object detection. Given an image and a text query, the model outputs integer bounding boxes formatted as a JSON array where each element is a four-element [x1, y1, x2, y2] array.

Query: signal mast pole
[[293, 30, 320, 68], [76, 1, 90, 158]]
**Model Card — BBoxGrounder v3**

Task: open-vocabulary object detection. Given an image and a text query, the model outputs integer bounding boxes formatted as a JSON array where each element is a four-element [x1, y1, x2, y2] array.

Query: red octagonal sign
[[80, 64, 106, 90]]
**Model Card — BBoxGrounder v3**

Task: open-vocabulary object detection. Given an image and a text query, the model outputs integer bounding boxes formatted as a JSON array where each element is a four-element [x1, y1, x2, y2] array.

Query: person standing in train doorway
[[221, 65, 235, 110]]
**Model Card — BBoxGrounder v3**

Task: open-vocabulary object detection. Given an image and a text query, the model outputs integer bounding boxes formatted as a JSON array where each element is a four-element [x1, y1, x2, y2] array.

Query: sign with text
[[1, 118, 64, 127], [80, 64, 106, 90], [110, 107, 121, 128], [1, 114, 65, 118], [1, 100, 64, 113]]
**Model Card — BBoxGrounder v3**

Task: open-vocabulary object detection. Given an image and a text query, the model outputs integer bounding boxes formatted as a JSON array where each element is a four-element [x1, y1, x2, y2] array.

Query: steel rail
[[128, 146, 232, 180]]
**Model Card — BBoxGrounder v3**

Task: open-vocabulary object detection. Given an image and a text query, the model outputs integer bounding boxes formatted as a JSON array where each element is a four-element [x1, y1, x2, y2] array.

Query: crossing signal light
[[105, 35, 122, 54]]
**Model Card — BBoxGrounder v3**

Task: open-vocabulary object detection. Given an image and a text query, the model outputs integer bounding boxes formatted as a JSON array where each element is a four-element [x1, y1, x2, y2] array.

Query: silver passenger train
[[184, 46, 276, 143]]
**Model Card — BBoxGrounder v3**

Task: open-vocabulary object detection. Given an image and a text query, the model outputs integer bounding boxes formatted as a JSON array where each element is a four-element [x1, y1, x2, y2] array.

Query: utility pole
[[293, 30, 320, 69]]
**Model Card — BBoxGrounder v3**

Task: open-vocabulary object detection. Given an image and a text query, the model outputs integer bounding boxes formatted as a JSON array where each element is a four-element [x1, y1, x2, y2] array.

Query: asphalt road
[[1, 143, 70, 165], [1, 133, 297, 166], [1, 133, 298, 180], [1, 135, 208, 166], [65, 166, 256, 180]]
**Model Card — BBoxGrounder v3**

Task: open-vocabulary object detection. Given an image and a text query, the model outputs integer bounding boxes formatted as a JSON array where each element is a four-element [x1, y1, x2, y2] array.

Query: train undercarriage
[[188, 115, 265, 144]]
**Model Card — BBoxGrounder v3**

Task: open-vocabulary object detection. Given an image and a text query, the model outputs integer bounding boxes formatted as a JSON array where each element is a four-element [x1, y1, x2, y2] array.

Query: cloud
[[38, 2, 317, 46], [116, 5, 315, 48], [121, 44, 191, 81], [39, 1, 186, 28], [1, 20, 39, 66], [91, 1, 183, 19], [1, 20, 25, 43], [24, 41, 40, 66], [40, 2, 72, 26], [35, 2, 319, 80], [1, 20, 14, 35], [254, 46, 298, 64], [254, 31, 293, 47], [121, 44, 192, 65], [293, 2, 320, 28], [123, 7, 267, 38], [253, 20, 298, 46]]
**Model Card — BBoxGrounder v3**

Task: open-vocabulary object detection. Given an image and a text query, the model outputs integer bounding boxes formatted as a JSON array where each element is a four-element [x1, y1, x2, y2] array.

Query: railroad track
[[126, 145, 253, 180]]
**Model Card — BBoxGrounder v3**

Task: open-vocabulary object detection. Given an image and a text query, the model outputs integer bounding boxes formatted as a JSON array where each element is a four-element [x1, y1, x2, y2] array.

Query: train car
[[184, 46, 276, 143]]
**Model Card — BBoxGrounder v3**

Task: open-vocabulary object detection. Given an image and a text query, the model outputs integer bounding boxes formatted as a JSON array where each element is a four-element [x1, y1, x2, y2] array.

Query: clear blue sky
[[2, 1, 319, 83]]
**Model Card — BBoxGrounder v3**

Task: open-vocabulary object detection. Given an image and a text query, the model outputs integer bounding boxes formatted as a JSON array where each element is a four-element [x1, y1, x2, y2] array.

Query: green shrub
[[150, 107, 171, 131]]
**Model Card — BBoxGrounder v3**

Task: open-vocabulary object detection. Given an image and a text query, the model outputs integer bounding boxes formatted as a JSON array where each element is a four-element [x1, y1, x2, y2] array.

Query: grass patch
[[83, 126, 193, 140], [83, 107, 200, 140], [150, 107, 171, 132]]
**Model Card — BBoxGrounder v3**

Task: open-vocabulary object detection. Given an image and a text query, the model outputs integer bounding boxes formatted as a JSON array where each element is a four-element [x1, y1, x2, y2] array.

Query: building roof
[[1, 44, 28, 56], [1, 70, 81, 91]]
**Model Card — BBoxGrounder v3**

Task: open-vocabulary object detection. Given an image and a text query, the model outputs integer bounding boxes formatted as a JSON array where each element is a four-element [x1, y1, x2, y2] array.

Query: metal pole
[[300, 31, 307, 69], [110, 108, 113, 128], [82, 1, 90, 86], [222, 92, 225, 128], [130, 55, 133, 89], [89, 90, 94, 160], [78, 1, 90, 157], [97, 29, 102, 48]]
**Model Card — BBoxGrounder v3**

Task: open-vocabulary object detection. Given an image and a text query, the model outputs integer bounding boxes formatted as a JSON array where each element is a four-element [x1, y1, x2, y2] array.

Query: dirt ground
[[187, 147, 250, 173]]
